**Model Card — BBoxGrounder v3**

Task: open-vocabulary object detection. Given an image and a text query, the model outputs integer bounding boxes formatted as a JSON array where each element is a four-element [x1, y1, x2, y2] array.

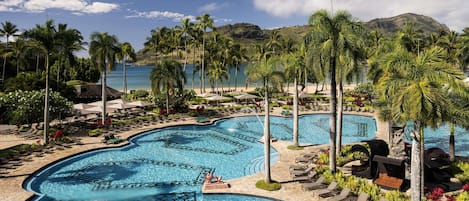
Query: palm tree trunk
[[234, 65, 238, 91], [191, 69, 195, 91], [2, 56, 6, 84], [263, 78, 271, 183], [43, 54, 50, 144], [166, 90, 170, 115], [304, 67, 308, 93], [36, 54, 40, 72], [202, 34, 206, 93], [410, 121, 423, 201], [449, 123, 455, 162], [123, 59, 127, 94], [293, 76, 299, 146], [184, 39, 187, 72], [337, 80, 344, 155], [329, 57, 337, 173], [57, 58, 61, 85], [102, 69, 107, 125]]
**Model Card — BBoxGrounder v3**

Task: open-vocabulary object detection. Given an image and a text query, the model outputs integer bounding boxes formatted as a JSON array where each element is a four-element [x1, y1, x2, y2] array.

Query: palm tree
[[266, 30, 283, 55], [307, 9, 362, 172], [180, 18, 193, 72], [1, 21, 19, 84], [207, 61, 228, 93], [196, 14, 214, 93], [460, 27, 469, 70], [281, 52, 303, 146], [54, 23, 84, 83], [245, 56, 284, 183], [230, 43, 248, 91], [89, 32, 119, 125], [379, 46, 464, 201], [143, 27, 165, 68], [150, 60, 186, 114], [117, 42, 136, 94]]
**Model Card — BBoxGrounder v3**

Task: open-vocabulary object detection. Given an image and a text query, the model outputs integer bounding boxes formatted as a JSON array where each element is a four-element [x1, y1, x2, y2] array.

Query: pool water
[[404, 123, 469, 156], [24, 114, 377, 201]]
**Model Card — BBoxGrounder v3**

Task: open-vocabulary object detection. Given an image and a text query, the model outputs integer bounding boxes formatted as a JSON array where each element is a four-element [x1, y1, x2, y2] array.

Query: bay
[[100, 64, 254, 91]]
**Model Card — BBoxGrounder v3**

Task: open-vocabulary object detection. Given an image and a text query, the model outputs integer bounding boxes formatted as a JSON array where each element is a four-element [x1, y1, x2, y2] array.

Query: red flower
[[463, 183, 469, 191]]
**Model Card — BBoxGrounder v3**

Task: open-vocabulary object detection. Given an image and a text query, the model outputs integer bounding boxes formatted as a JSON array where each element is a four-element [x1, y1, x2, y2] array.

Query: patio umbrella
[[84, 105, 116, 113], [73, 103, 91, 110], [298, 92, 310, 99], [234, 93, 259, 100], [87, 100, 106, 107], [204, 95, 228, 101], [107, 103, 136, 110], [128, 100, 154, 107], [108, 99, 130, 105], [196, 93, 217, 98]]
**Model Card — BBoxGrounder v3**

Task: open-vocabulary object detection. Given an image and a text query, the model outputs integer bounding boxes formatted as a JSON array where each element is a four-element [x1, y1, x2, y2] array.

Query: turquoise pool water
[[24, 114, 377, 201], [404, 123, 469, 156]]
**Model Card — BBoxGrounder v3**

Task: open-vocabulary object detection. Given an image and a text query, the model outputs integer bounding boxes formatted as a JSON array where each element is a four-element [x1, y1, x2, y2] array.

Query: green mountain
[[137, 13, 449, 65], [366, 13, 449, 33]]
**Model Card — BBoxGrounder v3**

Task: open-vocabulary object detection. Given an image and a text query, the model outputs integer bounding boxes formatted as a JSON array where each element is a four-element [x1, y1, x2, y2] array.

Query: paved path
[[0, 109, 385, 201]]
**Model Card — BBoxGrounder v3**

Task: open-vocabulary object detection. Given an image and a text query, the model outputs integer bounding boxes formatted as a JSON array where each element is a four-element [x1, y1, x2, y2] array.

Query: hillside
[[366, 13, 449, 33], [136, 13, 449, 65]]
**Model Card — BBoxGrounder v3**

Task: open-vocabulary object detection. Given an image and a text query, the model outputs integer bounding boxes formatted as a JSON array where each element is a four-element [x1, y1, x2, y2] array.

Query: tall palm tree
[[1, 21, 19, 83], [281, 52, 303, 146], [245, 57, 284, 184], [230, 43, 248, 91], [196, 14, 214, 93], [89, 32, 119, 125], [180, 18, 193, 72], [207, 61, 228, 93], [379, 46, 463, 201], [117, 42, 136, 94], [307, 9, 362, 172], [266, 30, 283, 55], [54, 23, 84, 83], [150, 60, 186, 114], [460, 27, 469, 70]]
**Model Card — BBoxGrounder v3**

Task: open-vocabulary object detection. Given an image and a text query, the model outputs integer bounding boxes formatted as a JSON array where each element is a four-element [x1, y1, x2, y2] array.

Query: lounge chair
[[102, 134, 123, 144], [302, 176, 326, 191], [291, 165, 315, 176], [316, 182, 339, 198], [293, 170, 317, 182], [323, 187, 351, 200], [356, 192, 370, 201]]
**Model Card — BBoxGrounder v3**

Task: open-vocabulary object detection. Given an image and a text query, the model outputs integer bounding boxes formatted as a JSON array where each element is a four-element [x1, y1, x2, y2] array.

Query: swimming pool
[[24, 114, 377, 201]]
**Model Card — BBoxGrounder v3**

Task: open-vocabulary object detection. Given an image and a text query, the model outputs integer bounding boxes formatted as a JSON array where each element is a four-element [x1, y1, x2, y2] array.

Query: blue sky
[[1, 0, 469, 56]]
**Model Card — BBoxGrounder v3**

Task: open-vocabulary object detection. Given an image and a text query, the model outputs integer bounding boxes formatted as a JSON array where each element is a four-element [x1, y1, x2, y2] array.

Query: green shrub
[[255, 180, 281, 191], [282, 105, 292, 110], [451, 161, 469, 183], [384, 190, 409, 201], [287, 145, 304, 150], [457, 191, 469, 201], [88, 129, 102, 137]]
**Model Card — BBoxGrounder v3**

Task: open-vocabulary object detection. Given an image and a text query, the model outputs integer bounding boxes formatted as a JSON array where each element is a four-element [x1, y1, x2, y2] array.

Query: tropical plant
[[117, 42, 136, 94], [89, 32, 119, 125], [378, 46, 464, 201], [196, 14, 214, 93], [207, 61, 228, 93], [0, 21, 19, 84], [150, 60, 186, 114], [307, 9, 363, 172], [245, 56, 284, 183]]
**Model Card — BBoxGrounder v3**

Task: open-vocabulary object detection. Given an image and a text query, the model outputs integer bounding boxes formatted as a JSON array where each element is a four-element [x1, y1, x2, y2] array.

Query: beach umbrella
[[107, 103, 136, 109], [85, 106, 116, 113], [108, 99, 130, 104], [234, 93, 259, 100], [73, 103, 91, 110], [298, 92, 310, 99], [87, 100, 106, 106], [128, 100, 154, 107], [196, 93, 217, 98], [204, 95, 228, 101]]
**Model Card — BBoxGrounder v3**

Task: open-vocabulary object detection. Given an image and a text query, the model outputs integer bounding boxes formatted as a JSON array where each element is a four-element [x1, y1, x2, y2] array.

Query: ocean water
[[101, 64, 253, 91]]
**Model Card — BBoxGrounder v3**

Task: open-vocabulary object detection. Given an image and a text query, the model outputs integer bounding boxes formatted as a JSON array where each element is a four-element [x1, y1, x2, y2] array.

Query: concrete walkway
[[0, 109, 386, 201]]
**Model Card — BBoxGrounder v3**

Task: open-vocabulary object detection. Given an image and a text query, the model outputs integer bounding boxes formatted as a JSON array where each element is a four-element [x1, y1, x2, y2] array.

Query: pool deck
[[0, 108, 387, 201]]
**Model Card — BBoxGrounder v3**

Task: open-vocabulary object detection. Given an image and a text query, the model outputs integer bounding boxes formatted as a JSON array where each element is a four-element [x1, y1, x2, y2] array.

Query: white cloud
[[252, 0, 469, 31], [198, 2, 227, 13], [125, 10, 196, 22], [0, 0, 119, 14]]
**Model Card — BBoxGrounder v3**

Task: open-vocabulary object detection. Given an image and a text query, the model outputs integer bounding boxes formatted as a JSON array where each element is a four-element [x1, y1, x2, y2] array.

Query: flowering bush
[[427, 187, 445, 201], [0, 90, 72, 124], [463, 183, 469, 192]]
